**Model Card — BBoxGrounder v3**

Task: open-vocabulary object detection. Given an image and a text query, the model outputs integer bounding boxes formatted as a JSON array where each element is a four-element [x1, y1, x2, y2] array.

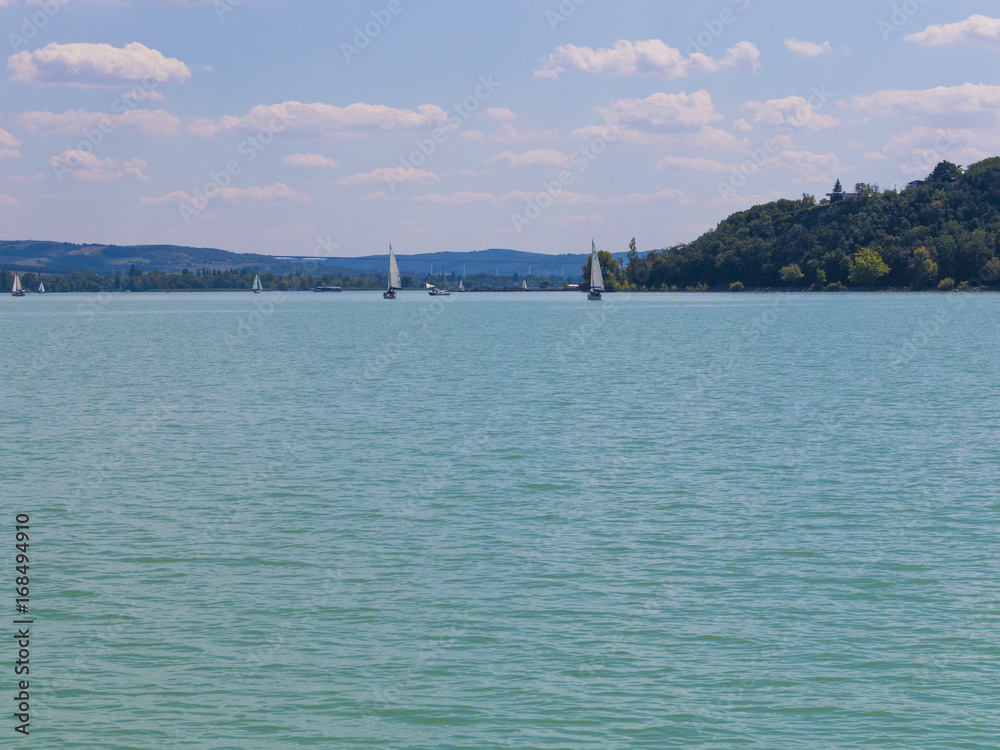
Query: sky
[[1, 0, 999, 258]]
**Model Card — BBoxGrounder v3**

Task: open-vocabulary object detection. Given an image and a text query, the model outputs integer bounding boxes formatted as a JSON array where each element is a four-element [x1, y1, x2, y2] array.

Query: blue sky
[[1, 0, 999, 257]]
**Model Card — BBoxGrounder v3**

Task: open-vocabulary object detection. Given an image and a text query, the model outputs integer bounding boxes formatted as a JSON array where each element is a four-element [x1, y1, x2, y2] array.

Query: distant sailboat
[[251, 274, 262, 293], [37, 281, 45, 294], [522, 280, 528, 291], [588, 241, 604, 301], [458, 279, 465, 291], [10, 273, 25, 297], [427, 282, 451, 296], [384, 244, 401, 299]]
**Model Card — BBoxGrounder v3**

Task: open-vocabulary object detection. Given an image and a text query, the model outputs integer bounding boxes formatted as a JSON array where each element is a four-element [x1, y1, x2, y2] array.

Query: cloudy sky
[[1, 0, 998, 257]]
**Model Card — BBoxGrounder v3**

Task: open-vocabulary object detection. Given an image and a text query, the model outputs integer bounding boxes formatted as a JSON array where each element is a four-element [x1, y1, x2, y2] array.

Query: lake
[[2, 291, 998, 748]]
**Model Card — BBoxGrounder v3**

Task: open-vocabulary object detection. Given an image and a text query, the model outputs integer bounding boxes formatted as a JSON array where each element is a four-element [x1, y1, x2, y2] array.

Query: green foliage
[[830, 179, 844, 202], [779, 264, 804, 286], [908, 247, 939, 288], [929, 161, 963, 183], [729, 281, 745, 292], [981, 257, 1000, 284], [825, 282, 847, 292], [938, 277, 956, 291], [582, 250, 625, 291], [848, 248, 891, 287], [633, 158, 1000, 291]]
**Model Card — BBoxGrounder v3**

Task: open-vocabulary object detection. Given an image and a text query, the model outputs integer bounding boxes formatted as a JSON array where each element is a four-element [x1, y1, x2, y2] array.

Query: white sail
[[38, 282, 45, 293], [252, 274, 262, 291], [388, 245, 402, 291], [425, 283, 436, 289], [522, 280, 528, 290], [12, 274, 22, 293], [590, 242, 604, 291], [459, 279, 465, 291]]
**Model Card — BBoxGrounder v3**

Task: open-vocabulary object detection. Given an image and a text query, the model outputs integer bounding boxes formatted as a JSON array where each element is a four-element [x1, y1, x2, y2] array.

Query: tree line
[[590, 159, 1000, 291]]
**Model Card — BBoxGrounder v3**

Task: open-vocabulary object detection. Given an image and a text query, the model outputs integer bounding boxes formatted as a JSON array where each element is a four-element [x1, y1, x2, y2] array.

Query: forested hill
[[634, 158, 1000, 290]]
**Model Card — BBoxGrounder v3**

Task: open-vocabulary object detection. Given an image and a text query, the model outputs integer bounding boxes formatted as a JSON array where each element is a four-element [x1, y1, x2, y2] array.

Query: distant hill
[[0, 242, 624, 280], [635, 158, 1000, 290]]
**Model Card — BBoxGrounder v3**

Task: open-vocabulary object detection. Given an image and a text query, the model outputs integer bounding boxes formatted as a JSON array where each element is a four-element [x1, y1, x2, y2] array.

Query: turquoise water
[[2, 291, 999, 749]]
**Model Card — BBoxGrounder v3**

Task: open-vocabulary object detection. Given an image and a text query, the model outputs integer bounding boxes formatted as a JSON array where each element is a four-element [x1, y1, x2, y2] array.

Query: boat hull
[[588, 291, 603, 301], [384, 290, 397, 299], [11, 291, 25, 297]]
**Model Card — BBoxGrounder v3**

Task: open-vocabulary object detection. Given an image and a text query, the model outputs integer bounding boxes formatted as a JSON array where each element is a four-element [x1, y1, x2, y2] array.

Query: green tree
[[980, 257, 1000, 284], [848, 247, 891, 287], [583, 250, 625, 291], [779, 264, 805, 286], [909, 247, 939, 288], [929, 161, 963, 183], [830, 179, 844, 202]]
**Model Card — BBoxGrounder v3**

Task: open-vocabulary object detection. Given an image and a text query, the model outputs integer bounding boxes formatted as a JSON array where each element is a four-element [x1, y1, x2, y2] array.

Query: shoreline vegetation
[[4, 159, 1000, 295]]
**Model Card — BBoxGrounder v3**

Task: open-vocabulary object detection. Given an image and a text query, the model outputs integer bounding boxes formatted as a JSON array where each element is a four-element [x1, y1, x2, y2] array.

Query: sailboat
[[37, 281, 45, 294], [384, 244, 401, 299], [588, 242, 604, 301], [458, 279, 465, 292], [251, 274, 262, 294], [426, 282, 451, 297], [10, 273, 25, 297], [522, 280, 528, 291]]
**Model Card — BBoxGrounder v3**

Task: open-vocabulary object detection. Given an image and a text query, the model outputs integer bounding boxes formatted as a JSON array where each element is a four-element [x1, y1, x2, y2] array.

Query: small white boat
[[522, 280, 528, 291], [313, 285, 342, 293], [588, 241, 604, 301], [384, 244, 401, 299], [251, 274, 263, 293], [427, 283, 451, 296], [10, 273, 25, 297], [37, 281, 45, 294], [458, 279, 465, 292]]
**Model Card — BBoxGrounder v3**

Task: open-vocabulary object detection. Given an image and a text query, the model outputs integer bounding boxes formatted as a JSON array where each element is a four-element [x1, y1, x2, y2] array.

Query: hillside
[[632, 158, 1000, 290], [0, 242, 610, 280]]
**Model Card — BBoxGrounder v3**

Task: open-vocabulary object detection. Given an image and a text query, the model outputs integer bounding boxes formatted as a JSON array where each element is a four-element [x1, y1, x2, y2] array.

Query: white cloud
[[843, 83, 1000, 121], [282, 153, 340, 168], [485, 150, 570, 168], [142, 183, 310, 206], [0, 128, 21, 159], [337, 167, 440, 186], [17, 109, 182, 136], [196, 101, 450, 138], [0, 193, 21, 207], [572, 124, 747, 151], [598, 90, 723, 130], [50, 150, 149, 182], [489, 122, 560, 143], [359, 190, 398, 202], [869, 126, 1000, 172], [745, 96, 839, 130], [9, 42, 191, 88], [412, 191, 497, 205], [503, 187, 691, 206], [656, 155, 730, 173], [784, 39, 833, 57], [535, 39, 760, 80], [906, 15, 1000, 49], [461, 130, 485, 142], [486, 108, 517, 121], [732, 118, 753, 132]]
